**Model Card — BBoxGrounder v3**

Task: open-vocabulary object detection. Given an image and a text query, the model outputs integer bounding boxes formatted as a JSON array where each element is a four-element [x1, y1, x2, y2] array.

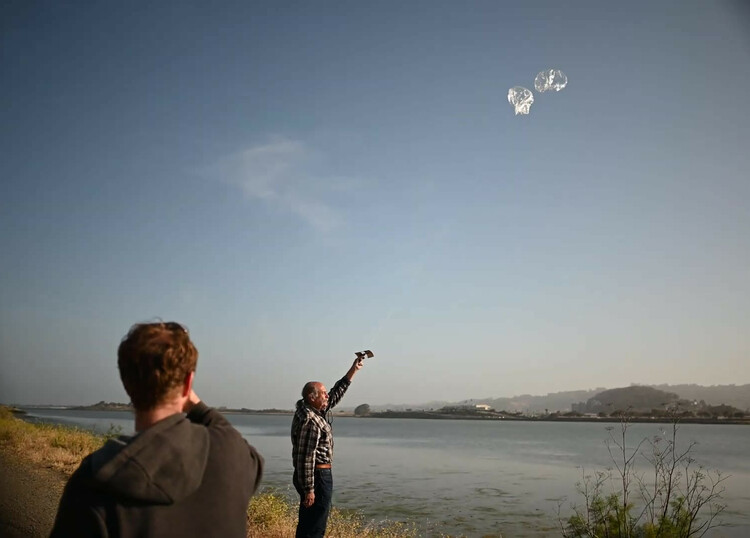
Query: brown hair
[[117, 321, 198, 410]]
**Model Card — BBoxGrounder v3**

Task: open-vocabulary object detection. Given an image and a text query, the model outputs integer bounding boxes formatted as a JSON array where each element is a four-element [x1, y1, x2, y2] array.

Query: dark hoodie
[[50, 402, 263, 538]]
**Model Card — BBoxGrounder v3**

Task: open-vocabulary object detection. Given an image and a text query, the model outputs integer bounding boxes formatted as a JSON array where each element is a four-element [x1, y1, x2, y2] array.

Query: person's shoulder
[[294, 400, 311, 418], [73, 450, 98, 476], [87, 435, 132, 474], [198, 413, 253, 460], [61, 451, 98, 496], [294, 404, 323, 426]]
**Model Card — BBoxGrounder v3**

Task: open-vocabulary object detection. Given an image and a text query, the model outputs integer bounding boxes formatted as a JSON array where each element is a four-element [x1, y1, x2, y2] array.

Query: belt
[[315, 463, 332, 469]]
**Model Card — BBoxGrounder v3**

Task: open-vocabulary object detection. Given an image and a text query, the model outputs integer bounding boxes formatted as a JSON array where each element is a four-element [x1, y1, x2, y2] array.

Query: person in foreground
[[291, 355, 365, 538], [50, 321, 264, 538]]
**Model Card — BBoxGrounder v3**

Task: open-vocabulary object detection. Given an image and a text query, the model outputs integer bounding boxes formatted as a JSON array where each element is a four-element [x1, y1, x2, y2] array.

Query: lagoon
[[23, 408, 750, 537]]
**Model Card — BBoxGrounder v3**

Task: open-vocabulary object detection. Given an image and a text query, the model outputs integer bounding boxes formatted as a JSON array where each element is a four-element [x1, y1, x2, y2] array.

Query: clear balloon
[[534, 69, 567, 93], [507, 86, 534, 115]]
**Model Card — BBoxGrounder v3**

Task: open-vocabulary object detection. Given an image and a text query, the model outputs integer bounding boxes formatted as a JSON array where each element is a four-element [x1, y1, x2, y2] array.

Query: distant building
[[475, 404, 493, 411]]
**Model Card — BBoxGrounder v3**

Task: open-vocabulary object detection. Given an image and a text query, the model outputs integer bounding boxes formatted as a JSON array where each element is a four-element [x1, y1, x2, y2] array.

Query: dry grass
[[0, 406, 105, 474], [326, 508, 419, 537], [246, 490, 419, 537], [0, 407, 419, 538]]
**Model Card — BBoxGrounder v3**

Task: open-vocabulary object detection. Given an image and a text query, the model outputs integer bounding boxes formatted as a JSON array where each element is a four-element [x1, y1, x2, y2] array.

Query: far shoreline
[[364, 411, 750, 425], [15, 405, 750, 425]]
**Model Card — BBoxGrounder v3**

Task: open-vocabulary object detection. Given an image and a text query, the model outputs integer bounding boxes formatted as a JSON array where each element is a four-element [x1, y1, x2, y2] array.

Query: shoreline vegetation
[[14, 403, 750, 425], [16, 383, 750, 425], [0, 406, 417, 538], [365, 410, 750, 424]]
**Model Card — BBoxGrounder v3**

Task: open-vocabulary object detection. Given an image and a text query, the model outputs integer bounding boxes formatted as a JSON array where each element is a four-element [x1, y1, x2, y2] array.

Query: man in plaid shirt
[[291, 356, 365, 538]]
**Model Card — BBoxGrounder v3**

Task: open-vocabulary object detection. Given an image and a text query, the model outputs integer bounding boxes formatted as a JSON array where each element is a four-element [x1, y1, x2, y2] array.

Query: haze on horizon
[[2, 1, 749, 410]]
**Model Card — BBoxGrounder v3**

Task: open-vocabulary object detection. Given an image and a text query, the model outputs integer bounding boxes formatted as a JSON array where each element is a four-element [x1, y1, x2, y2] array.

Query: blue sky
[[2, 1, 749, 408]]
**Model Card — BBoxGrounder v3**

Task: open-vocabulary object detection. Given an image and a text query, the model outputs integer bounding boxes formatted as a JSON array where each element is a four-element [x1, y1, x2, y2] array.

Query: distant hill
[[472, 389, 606, 414], [72, 401, 132, 411], [370, 389, 606, 414], [366, 384, 750, 414], [573, 386, 682, 414], [649, 384, 750, 411]]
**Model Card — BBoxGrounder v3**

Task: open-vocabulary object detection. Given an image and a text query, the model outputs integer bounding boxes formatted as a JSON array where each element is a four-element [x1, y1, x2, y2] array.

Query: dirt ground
[[0, 451, 66, 538]]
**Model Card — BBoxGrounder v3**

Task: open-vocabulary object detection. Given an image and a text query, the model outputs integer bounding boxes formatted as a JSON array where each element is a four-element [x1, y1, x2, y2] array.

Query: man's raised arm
[[327, 357, 364, 410]]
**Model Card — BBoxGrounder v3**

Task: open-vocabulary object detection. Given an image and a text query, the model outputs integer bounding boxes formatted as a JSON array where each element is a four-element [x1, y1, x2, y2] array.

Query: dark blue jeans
[[294, 468, 333, 538]]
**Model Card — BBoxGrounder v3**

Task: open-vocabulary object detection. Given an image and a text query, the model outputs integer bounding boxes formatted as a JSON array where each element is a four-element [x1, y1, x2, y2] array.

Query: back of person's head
[[302, 381, 319, 401], [117, 321, 198, 410]]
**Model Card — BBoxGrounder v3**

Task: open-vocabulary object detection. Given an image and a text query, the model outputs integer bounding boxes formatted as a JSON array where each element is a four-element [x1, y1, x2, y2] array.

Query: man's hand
[[346, 357, 364, 381], [182, 390, 201, 413], [303, 491, 315, 508]]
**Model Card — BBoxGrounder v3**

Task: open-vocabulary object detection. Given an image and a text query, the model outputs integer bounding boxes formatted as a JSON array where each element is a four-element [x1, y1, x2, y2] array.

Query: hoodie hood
[[88, 412, 210, 505]]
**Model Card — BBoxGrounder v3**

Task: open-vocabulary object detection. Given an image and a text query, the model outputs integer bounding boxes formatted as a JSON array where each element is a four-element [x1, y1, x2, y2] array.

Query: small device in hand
[[355, 350, 374, 360]]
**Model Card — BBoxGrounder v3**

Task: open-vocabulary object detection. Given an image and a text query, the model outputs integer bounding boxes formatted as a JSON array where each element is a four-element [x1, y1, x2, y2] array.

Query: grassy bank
[[0, 406, 103, 475], [0, 407, 417, 538]]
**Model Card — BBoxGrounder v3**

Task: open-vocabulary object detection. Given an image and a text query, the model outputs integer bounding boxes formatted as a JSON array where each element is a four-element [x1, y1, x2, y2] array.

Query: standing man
[[50, 321, 264, 538], [291, 356, 365, 538]]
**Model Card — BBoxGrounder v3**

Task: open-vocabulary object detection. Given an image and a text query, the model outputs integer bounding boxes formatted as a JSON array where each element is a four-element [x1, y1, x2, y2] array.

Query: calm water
[[24, 409, 750, 537]]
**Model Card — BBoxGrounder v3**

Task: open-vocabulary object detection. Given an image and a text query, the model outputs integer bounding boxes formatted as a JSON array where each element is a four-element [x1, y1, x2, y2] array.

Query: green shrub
[[561, 412, 726, 538]]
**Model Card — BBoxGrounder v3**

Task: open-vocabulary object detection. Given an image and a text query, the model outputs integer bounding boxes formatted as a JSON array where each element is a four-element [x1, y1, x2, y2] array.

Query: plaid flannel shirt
[[291, 376, 351, 493]]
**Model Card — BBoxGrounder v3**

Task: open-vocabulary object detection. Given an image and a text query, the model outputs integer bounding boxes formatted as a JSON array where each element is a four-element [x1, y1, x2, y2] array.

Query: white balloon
[[534, 69, 568, 93], [507, 86, 534, 115]]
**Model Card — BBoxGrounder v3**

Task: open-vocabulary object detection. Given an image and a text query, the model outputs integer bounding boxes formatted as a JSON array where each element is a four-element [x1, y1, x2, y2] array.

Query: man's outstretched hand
[[346, 357, 364, 381]]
